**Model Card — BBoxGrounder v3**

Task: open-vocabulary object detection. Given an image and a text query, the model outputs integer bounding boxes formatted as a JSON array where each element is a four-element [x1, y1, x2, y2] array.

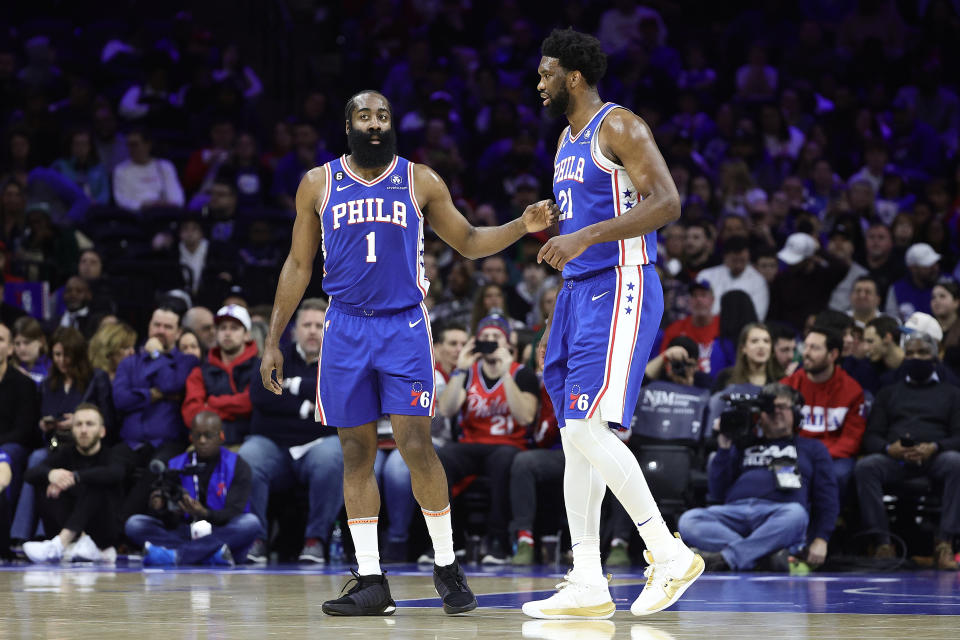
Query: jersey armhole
[[316, 163, 333, 218], [591, 107, 631, 172], [408, 162, 425, 219]]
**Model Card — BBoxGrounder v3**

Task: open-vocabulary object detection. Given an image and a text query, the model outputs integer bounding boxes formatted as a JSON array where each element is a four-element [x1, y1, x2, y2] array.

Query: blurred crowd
[[1, 0, 959, 569]]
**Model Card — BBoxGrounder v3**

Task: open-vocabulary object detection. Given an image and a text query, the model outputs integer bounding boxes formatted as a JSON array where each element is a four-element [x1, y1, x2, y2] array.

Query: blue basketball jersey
[[553, 102, 658, 279], [317, 155, 429, 312]]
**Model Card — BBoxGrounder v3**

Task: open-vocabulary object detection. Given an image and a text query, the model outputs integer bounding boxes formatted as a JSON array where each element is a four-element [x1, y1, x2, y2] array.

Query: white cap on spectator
[[215, 304, 251, 331], [905, 243, 941, 268], [903, 311, 943, 344], [777, 233, 818, 265]]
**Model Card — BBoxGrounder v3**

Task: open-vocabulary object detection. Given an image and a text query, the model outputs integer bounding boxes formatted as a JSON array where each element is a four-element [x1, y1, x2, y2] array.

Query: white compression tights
[[562, 416, 679, 579]]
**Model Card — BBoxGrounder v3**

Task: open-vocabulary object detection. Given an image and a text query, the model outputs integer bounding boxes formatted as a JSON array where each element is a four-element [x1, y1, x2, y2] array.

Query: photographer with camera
[[21, 404, 124, 563], [677, 384, 838, 571], [645, 336, 712, 390], [854, 329, 960, 569], [125, 411, 261, 566], [436, 312, 539, 563]]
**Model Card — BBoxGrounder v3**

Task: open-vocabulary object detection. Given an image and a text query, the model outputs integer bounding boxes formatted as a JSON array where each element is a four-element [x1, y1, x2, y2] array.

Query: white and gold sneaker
[[522, 619, 616, 639], [522, 572, 616, 620], [630, 535, 704, 616]]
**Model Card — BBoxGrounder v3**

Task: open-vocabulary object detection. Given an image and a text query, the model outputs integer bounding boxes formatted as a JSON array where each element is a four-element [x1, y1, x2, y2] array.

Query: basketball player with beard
[[522, 29, 704, 620], [260, 90, 558, 616]]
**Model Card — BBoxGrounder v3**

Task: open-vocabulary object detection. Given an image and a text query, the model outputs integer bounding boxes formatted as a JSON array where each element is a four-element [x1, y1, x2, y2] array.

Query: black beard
[[546, 86, 570, 118], [347, 125, 397, 169]]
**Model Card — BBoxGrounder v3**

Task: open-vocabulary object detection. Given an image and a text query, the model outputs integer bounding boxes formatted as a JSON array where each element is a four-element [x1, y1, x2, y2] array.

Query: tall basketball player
[[260, 90, 558, 616], [523, 29, 704, 619]]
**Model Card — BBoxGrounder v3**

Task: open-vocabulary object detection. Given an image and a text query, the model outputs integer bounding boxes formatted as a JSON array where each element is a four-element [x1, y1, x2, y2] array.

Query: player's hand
[[456, 337, 482, 370], [537, 230, 589, 271], [260, 345, 285, 395], [521, 199, 560, 233]]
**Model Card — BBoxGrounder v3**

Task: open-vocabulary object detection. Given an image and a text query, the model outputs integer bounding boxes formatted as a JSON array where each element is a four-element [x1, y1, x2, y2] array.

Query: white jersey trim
[[341, 154, 399, 186]]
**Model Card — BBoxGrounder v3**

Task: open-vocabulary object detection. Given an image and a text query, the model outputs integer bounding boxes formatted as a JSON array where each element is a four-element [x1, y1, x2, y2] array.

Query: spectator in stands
[[863, 222, 904, 302], [855, 330, 960, 570], [22, 404, 123, 563], [436, 313, 539, 563], [183, 306, 217, 353], [712, 323, 783, 392], [480, 255, 529, 322], [174, 216, 234, 301], [849, 316, 904, 394], [931, 280, 960, 362], [176, 329, 204, 361], [240, 298, 340, 564], [272, 120, 334, 212], [76, 249, 115, 314], [112, 127, 185, 212], [51, 276, 104, 339], [769, 323, 798, 376], [12, 316, 49, 385], [886, 243, 940, 321], [679, 384, 838, 571], [782, 326, 866, 498], [182, 304, 257, 445], [17, 203, 80, 286], [88, 322, 137, 384], [826, 222, 869, 313], [183, 117, 235, 204], [113, 302, 198, 517], [0, 321, 40, 512], [646, 335, 712, 390], [847, 276, 883, 328], [224, 134, 269, 213], [698, 235, 768, 320], [708, 290, 759, 376], [768, 233, 848, 333], [659, 279, 718, 373], [126, 411, 261, 566], [51, 128, 110, 205], [849, 139, 890, 194], [681, 220, 718, 279], [91, 103, 128, 176]]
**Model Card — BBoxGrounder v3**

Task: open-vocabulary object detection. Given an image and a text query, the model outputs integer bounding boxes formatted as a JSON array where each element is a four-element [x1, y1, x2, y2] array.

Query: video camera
[[718, 392, 776, 446], [149, 459, 207, 519]]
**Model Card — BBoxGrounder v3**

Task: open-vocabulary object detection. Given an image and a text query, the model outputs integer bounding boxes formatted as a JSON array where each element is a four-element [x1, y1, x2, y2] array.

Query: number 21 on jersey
[[557, 187, 573, 221]]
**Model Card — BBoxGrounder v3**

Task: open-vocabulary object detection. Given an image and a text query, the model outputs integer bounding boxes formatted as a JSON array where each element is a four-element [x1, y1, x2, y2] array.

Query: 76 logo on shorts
[[410, 389, 431, 408], [569, 393, 590, 411]]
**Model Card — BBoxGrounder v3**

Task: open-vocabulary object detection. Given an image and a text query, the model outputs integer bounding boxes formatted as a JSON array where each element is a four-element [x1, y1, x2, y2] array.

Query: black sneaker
[[322, 570, 397, 616], [433, 560, 478, 614], [246, 539, 267, 565]]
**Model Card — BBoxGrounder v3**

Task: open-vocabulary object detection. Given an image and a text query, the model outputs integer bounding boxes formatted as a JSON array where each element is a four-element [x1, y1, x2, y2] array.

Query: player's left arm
[[414, 164, 559, 260], [538, 110, 681, 270]]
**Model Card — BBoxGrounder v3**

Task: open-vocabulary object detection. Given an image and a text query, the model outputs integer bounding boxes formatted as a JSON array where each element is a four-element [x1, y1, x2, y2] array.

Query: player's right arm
[[414, 164, 559, 260], [261, 168, 325, 394]]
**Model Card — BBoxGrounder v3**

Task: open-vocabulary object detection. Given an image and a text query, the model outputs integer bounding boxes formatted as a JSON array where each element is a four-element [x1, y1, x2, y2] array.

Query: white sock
[[561, 428, 606, 584], [347, 517, 381, 576], [564, 417, 679, 562], [422, 505, 455, 566]]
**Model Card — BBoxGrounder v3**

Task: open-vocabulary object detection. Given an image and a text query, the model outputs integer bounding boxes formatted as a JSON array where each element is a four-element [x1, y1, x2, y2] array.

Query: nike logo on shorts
[[336, 183, 355, 191], [409, 318, 423, 328], [592, 291, 610, 301]]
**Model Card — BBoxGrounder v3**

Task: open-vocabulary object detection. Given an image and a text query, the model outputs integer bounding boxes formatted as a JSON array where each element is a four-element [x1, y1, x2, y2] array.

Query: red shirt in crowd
[[459, 360, 529, 449], [659, 315, 720, 373], [781, 366, 866, 459]]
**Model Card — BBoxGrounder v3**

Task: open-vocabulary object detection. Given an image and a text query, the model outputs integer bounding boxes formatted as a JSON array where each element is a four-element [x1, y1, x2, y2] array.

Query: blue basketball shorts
[[316, 301, 435, 428], [543, 265, 663, 430]]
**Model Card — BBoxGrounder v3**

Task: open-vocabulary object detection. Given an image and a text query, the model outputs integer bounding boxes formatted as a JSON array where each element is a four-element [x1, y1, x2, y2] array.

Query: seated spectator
[[201, 178, 241, 244], [224, 133, 270, 212], [182, 305, 257, 445], [930, 280, 960, 366], [50, 128, 110, 204], [708, 290, 759, 376], [88, 322, 137, 384], [176, 329, 204, 361], [768, 233, 848, 333], [92, 103, 128, 176], [712, 323, 783, 392], [183, 306, 217, 353], [681, 220, 718, 279], [698, 236, 768, 320], [112, 128, 185, 212], [479, 256, 530, 323], [50, 276, 106, 339], [782, 326, 866, 499], [678, 384, 838, 571], [658, 279, 718, 373], [646, 335, 713, 390], [126, 411, 261, 566], [854, 330, 960, 570], [16, 203, 80, 286], [12, 316, 50, 385], [240, 298, 343, 564], [826, 223, 869, 313], [171, 217, 235, 304], [769, 322, 798, 376], [0, 321, 41, 513], [22, 404, 123, 563], [183, 117, 235, 206], [886, 243, 940, 321], [846, 315, 903, 395], [113, 303, 199, 519], [847, 276, 883, 328], [469, 284, 523, 332], [436, 313, 539, 563], [271, 120, 335, 212]]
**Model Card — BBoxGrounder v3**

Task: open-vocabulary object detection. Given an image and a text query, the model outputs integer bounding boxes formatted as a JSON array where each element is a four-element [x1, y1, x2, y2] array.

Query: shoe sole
[[298, 555, 326, 564], [630, 554, 705, 616], [443, 597, 478, 615], [521, 601, 616, 620], [321, 603, 397, 616]]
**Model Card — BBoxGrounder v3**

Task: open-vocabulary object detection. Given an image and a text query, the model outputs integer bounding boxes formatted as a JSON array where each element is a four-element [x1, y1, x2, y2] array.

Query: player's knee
[[340, 438, 376, 473], [562, 416, 604, 449]]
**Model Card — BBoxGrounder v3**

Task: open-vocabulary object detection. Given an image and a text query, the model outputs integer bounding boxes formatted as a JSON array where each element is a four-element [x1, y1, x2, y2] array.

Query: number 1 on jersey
[[365, 231, 377, 263], [557, 187, 573, 221]]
